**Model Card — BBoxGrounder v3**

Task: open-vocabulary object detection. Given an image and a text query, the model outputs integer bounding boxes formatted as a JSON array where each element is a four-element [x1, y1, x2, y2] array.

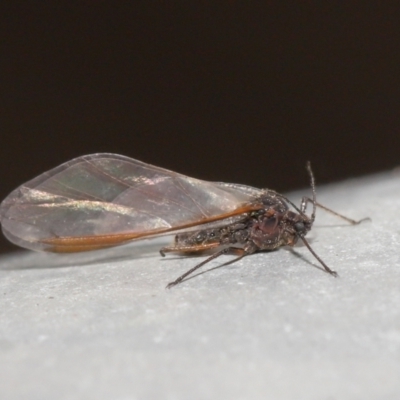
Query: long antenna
[[305, 161, 317, 223]]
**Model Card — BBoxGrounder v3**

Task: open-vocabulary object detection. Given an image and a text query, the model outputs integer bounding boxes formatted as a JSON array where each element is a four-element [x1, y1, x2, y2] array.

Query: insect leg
[[301, 197, 369, 225], [299, 235, 338, 277], [159, 242, 220, 257], [166, 247, 246, 289]]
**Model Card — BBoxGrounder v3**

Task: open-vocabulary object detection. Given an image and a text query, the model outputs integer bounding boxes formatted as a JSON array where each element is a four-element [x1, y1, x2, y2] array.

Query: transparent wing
[[0, 153, 264, 251]]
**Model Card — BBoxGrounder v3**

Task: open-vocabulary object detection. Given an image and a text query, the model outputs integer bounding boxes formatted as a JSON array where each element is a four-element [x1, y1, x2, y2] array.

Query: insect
[[0, 153, 364, 288]]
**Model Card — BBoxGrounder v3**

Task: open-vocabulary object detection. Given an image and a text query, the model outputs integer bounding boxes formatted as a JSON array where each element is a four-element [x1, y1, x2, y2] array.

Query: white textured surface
[[1, 170, 400, 400]]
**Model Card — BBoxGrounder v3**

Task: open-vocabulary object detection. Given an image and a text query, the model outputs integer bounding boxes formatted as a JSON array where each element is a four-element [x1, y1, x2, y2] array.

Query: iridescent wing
[[0, 153, 265, 252]]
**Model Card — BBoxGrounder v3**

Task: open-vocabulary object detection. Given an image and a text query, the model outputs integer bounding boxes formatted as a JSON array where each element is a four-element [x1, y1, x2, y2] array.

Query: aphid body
[[0, 153, 363, 287]]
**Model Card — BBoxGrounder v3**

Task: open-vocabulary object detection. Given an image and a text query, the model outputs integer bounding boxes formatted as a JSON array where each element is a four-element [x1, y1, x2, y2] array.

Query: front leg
[[300, 196, 369, 225]]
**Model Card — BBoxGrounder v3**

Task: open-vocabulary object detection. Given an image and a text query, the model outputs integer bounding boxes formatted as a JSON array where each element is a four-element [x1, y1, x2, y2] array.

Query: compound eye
[[294, 221, 305, 233]]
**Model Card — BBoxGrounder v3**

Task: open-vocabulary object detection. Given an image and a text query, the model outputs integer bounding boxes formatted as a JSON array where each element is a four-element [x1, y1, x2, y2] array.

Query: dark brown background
[[1, 3, 399, 253]]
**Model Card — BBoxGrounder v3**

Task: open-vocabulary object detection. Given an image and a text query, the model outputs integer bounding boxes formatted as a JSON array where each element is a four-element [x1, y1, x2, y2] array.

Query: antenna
[[305, 161, 317, 223]]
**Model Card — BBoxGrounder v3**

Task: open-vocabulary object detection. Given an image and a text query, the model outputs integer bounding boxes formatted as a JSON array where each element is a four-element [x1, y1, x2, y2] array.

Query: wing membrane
[[0, 153, 264, 251]]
